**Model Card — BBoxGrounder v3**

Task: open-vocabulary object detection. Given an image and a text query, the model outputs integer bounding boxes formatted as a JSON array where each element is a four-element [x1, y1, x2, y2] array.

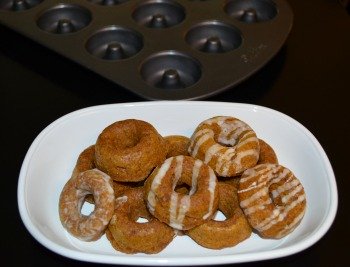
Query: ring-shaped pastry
[[188, 116, 260, 177], [59, 169, 115, 241], [238, 164, 307, 239], [107, 187, 175, 254], [95, 119, 167, 182], [186, 182, 251, 249], [144, 155, 219, 230]]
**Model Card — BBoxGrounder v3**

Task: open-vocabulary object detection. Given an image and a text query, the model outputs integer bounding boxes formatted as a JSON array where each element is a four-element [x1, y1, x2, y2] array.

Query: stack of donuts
[[59, 116, 307, 254]]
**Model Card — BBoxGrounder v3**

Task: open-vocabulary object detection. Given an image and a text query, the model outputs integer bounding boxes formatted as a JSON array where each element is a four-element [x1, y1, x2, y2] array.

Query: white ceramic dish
[[18, 101, 337, 266]]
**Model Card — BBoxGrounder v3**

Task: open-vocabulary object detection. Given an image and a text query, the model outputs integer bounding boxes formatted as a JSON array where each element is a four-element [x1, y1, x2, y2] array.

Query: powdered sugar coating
[[59, 169, 115, 241]]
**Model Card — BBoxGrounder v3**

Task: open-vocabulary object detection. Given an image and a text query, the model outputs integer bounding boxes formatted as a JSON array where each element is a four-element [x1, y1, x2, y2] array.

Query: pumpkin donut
[[59, 169, 115, 241], [257, 139, 278, 164], [188, 116, 260, 177], [186, 182, 251, 249], [71, 145, 96, 179], [107, 187, 175, 254], [144, 155, 219, 230], [95, 119, 167, 182], [164, 135, 190, 158], [238, 164, 307, 239], [72, 145, 142, 203]]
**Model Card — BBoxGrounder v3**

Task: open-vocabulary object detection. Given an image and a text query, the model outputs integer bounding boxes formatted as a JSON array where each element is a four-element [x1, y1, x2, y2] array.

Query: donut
[[238, 164, 307, 239], [257, 139, 278, 164], [144, 155, 219, 230], [107, 187, 175, 254], [71, 145, 140, 203], [188, 116, 260, 177], [164, 135, 190, 158], [186, 182, 251, 249], [95, 119, 168, 182], [71, 145, 96, 179], [59, 169, 115, 241]]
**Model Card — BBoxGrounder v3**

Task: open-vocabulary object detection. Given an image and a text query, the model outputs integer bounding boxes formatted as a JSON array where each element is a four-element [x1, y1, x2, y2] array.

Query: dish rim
[[17, 101, 338, 265]]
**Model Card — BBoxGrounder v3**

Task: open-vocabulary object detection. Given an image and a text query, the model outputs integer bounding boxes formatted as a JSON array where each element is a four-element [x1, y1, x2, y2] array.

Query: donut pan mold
[[0, 0, 293, 100]]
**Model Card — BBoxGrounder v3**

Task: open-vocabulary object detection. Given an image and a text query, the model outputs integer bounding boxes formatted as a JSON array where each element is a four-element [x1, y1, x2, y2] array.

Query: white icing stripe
[[174, 156, 184, 184], [204, 143, 222, 164], [190, 159, 202, 195], [243, 198, 272, 215], [147, 157, 173, 213], [258, 194, 306, 231], [169, 193, 178, 228], [216, 147, 236, 176], [191, 129, 213, 157], [203, 168, 217, 220], [236, 135, 258, 149], [238, 168, 290, 194], [281, 184, 304, 204], [275, 208, 306, 238], [240, 187, 269, 208]]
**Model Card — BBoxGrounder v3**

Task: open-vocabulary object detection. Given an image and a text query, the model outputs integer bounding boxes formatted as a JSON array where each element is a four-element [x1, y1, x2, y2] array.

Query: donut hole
[[269, 183, 283, 206], [175, 183, 191, 195], [213, 210, 227, 222], [117, 131, 141, 149], [136, 217, 149, 224], [81, 196, 95, 216]]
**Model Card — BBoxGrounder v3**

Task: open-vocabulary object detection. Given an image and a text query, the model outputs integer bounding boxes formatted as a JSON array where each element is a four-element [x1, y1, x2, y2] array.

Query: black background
[[1, 0, 349, 266]]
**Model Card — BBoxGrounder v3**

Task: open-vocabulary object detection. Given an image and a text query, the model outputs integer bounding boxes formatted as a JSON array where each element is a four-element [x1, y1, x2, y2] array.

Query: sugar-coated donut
[[238, 164, 307, 239], [95, 119, 167, 182], [188, 116, 260, 177], [186, 182, 251, 249], [257, 139, 278, 164], [164, 135, 190, 158], [107, 187, 175, 254], [144, 155, 219, 230], [59, 169, 115, 241]]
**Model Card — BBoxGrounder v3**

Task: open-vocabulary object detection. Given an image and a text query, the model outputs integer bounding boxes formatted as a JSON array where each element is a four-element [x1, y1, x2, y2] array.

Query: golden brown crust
[[95, 119, 167, 182], [257, 139, 278, 164], [188, 116, 260, 177], [144, 155, 219, 230], [107, 188, 175, 254], [186, 182, 251, 249], [164, 135, 190, 158], [238, 164, 307, 239], [71, 145, 96, 179], [59, 169, 115, 241]]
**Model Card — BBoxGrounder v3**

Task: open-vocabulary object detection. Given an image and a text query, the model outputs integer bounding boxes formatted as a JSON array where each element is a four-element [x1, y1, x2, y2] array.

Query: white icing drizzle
[[203, 168, 217, 219], [168, 157, 202, 229], [238, 164, 306, 236], [190, 116, 258, 176], [147, 157, 173, 213], [190, 129, 214, 157]]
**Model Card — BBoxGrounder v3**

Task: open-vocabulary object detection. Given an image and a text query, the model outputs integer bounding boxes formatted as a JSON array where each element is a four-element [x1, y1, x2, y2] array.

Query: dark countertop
[[1, 1, 349, 266]]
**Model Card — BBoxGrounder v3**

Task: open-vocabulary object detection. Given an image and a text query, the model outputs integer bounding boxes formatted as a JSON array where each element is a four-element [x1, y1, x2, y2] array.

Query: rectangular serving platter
[[17, 101, 337, 265]]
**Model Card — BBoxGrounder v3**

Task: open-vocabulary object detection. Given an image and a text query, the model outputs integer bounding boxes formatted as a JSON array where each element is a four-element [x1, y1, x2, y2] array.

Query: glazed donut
[[107, 187, 175, 254], [238, 164, 307, 239], [59, 169, 115, 241], [257, 139, 278, 164], [164, 135, 190, 158], [144, 155, 219, 230], [95, 119, 167, 182], [186, 182, 251, 249], [188, 116, 260, 177]]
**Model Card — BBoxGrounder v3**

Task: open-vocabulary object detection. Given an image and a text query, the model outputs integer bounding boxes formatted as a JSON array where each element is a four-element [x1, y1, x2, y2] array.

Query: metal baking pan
[[0, 0, 293, 100]]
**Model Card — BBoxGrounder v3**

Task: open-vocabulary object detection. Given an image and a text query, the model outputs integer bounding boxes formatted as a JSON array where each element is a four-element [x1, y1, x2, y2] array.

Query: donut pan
[[0, 0, 293, 99]]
